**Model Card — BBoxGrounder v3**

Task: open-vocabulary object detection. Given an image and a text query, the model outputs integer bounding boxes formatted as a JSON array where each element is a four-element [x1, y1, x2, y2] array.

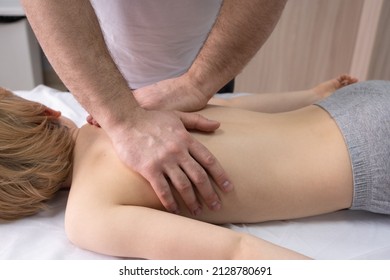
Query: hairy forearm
[[187, 0, 287, 97], [22, 0, 138, 127]]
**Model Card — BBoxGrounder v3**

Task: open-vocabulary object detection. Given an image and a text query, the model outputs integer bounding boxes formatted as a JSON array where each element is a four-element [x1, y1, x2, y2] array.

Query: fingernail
[[210, 201, 221, 211], [172, 208, 181, 215], [193, 207, 202, 216], [222, 180, 233, 192]]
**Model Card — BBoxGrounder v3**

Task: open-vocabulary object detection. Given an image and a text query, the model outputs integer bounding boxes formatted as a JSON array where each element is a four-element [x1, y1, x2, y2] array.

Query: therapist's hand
[[109, 107, 233, 215], [134, 75, 212, 112]]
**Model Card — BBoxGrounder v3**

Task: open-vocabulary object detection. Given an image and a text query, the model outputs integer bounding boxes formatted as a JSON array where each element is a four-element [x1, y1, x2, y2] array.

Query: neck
[[61, 126, 82, 189]]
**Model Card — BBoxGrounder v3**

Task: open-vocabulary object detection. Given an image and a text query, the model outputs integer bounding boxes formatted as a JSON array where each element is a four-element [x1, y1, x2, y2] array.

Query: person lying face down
[[0, 76, 389, 259]]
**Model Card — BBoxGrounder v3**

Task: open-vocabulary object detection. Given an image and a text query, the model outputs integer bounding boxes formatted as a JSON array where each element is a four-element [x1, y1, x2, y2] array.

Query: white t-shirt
[[91, 0, 222, 89]]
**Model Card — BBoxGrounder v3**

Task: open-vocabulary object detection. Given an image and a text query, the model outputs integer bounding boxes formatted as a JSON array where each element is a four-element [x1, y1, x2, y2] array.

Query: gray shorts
[[315, 81, 390, 215]]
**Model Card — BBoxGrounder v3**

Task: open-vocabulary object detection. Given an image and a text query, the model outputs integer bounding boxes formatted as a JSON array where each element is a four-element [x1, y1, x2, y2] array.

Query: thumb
[[176, 111, 220, 132]]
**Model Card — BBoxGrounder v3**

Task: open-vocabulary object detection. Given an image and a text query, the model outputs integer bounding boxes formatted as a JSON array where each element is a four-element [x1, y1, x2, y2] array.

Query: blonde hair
[[0, 88, 74, 221]]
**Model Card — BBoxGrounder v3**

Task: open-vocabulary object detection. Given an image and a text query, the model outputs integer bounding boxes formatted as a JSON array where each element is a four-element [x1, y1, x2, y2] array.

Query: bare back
[[68, 105, 353, 224]]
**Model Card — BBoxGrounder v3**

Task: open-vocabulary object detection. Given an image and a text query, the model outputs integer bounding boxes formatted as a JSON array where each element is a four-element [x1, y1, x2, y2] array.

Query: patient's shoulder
[[69, 124, 162, 209], [70, 125, 121, 199]]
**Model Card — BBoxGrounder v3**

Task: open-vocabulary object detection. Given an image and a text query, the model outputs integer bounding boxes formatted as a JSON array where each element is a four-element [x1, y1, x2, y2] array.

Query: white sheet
[[1, 85, 390, 260]]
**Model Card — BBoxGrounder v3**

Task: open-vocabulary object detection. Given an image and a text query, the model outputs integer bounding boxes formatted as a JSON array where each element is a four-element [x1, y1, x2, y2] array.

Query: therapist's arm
[[22, 0, 233, 215], [134, 0, 287, 111]]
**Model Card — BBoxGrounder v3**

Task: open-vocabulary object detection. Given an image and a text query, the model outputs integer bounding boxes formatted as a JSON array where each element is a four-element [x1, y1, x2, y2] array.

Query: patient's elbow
[[230, 233, 310, 260]]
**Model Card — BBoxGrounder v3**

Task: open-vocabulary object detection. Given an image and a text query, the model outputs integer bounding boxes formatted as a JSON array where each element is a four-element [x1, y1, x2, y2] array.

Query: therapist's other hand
[[134, 75, 211, 112], [109, 108, 233, 215], [86, 115, 101, 127]]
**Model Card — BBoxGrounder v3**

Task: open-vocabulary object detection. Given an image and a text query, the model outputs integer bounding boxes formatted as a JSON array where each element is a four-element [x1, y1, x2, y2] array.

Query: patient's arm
[[209, 74, 357, 112], [65, 204, 309, 260]]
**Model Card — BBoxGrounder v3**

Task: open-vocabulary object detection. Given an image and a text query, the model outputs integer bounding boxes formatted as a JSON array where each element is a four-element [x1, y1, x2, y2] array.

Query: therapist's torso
[[91, 0, 222, 89]]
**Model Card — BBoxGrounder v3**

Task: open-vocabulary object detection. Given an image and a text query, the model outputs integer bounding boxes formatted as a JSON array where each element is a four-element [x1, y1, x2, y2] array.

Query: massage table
[[1, 85, 390, 260]]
